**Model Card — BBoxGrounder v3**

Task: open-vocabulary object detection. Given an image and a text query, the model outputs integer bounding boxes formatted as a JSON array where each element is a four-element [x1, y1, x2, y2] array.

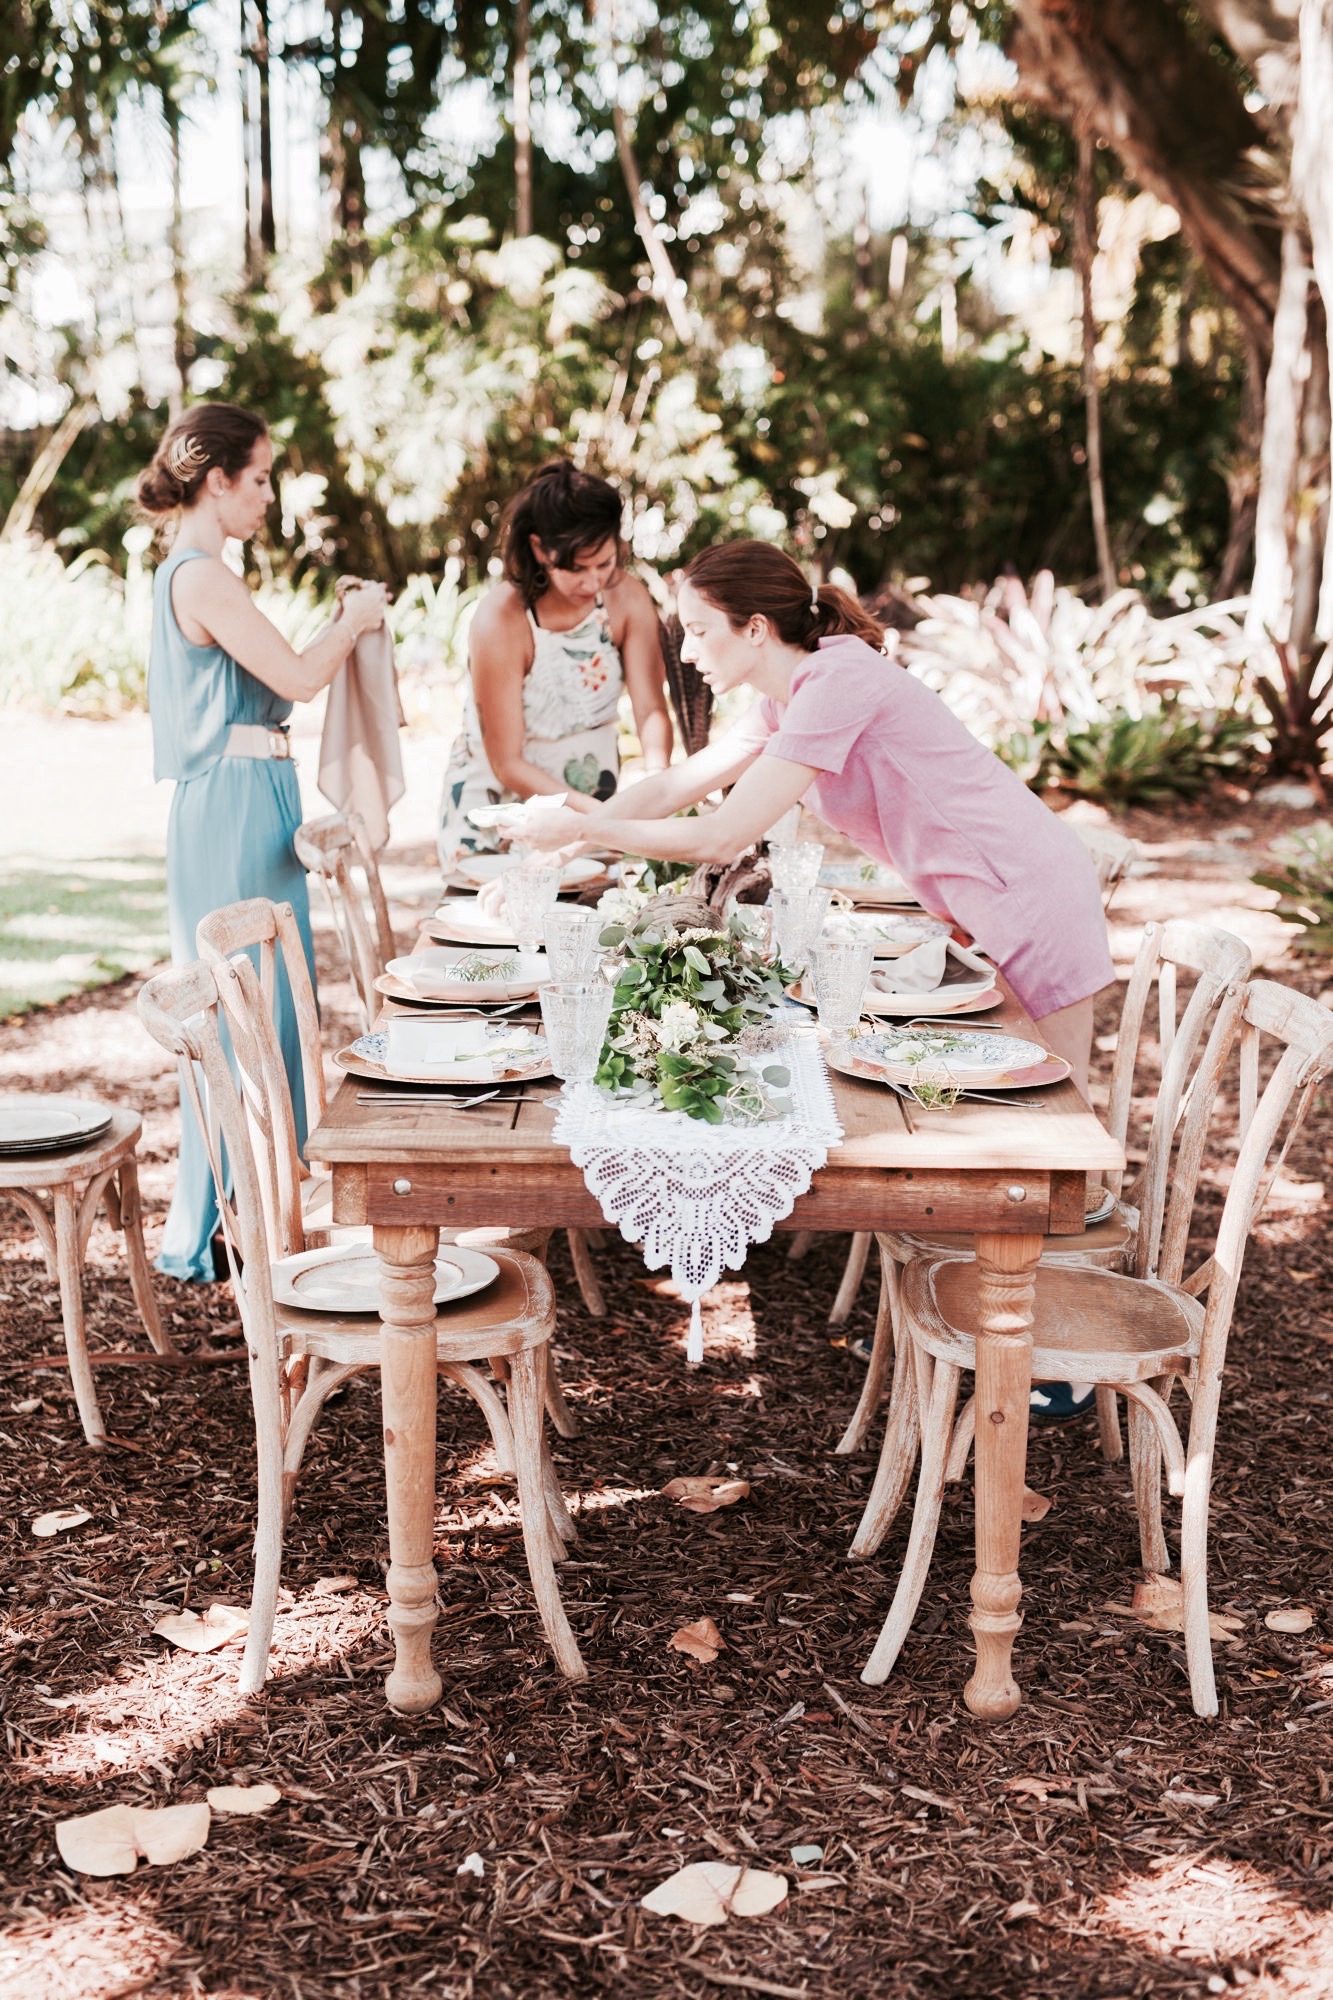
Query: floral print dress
[[438, 601, 624, 871]]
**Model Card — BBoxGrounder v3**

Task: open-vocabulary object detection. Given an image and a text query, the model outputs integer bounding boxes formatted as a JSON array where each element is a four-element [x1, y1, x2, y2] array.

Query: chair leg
[[508, 1346, 586, 1679], [1180, 1376, 1222, 1719], [52, 1186, 105, 1449], [786, 1230, 814, 1261], [543, 1346, 582, 1438], [836, 1251, 901, 1455], [829, 1231, 872, 1326], [115, 1158, 174, 1356], [239, 1355, 289, 1697], [848, 1312, 923, 1558], [861, 1359, 962, 1684], [566, 1228, 606, 1317], [1095, 1386, 1123, 1461], [441, 1362, 516, 1476], [1128, 1393, 1170, 1574]]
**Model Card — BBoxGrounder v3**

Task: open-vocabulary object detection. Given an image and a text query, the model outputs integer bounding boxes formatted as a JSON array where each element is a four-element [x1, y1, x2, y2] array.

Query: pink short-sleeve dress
[[739, 635, 1112, 1019]]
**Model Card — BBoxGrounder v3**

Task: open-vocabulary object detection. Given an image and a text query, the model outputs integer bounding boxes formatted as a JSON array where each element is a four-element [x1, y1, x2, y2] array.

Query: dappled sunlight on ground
[[1094, 1852, 1333, 1995], [0, 1900, 183, 2000]]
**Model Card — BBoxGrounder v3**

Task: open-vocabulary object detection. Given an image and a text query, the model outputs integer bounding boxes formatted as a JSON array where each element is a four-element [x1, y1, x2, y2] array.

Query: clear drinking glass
[[501, 863, 563, 955], [769, 886, 832, 974], [810, 936, 875, 1041], [543, 905, 605, 981], [538, 979, 616, 1082], [768, 839, 825, 894]]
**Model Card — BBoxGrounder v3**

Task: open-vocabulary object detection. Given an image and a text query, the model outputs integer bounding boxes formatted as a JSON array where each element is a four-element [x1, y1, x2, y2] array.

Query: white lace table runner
[[552, 1027, 842, 1362]]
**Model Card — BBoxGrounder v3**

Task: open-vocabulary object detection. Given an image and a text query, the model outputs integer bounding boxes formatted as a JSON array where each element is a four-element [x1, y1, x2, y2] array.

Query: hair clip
[[165, 433, 211, 481]]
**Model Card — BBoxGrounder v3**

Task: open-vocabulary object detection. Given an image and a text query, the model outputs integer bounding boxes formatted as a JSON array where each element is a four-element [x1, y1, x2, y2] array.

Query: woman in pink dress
[[523, 540, 1111, 1085]]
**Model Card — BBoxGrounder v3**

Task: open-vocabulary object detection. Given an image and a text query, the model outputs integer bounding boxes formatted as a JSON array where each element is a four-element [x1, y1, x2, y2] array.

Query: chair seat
[[275, 1247, 554, 1366], [885, 1198, 1139, 1273], [901, 1256, 1203, 1386]]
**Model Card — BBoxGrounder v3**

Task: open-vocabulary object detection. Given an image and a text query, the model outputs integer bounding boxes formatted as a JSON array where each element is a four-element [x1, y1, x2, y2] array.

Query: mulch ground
[[2, 804, 1332, 2000]]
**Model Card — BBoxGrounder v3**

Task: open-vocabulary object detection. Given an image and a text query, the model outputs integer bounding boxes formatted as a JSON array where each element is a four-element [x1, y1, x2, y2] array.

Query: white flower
[[596, 886, 647, 927], [658, 1000, 702, 1051]]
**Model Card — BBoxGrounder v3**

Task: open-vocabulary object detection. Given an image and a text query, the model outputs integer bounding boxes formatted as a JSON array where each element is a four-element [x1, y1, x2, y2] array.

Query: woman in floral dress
[[437, 460, 673, 873]]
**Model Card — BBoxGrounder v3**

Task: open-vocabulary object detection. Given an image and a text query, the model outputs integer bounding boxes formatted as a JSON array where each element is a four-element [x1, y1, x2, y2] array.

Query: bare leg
[[965, 1231, 1041, 1720], [375, 1223, 443, 1714]]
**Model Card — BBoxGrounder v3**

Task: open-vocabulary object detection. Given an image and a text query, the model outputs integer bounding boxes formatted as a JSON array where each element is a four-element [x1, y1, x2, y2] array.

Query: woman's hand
[[513, 806, 590, 851], [339, 582, 389, 638]]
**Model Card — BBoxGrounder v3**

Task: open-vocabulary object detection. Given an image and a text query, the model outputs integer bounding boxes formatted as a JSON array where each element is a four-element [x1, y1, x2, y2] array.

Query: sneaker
[[1029, 1380, 1096, 1423], [846, 1333, 874, 1365]]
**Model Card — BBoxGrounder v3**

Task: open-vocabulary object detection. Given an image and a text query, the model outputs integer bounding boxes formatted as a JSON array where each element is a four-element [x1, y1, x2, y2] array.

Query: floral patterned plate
[[377, 947, 546, 1004], [334, 1028, 553, 1086], [817, 860, 921, 906], [829, 1026, 1070, 1091], [821, 909, 951, 956]]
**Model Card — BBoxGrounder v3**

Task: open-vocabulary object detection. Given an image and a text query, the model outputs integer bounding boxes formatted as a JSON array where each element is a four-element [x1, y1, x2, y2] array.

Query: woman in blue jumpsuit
[[138, 404, 387, 1280]]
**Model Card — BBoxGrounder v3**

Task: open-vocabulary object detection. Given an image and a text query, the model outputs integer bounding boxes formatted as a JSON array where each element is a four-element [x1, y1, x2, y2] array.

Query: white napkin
[[385, 1017, 535, 1077], [467, 794, 567, 830], [871, 937, 949, 994]]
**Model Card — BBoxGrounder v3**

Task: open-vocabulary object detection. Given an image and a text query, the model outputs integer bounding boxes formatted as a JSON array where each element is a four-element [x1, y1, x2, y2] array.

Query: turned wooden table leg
[[375, 1222, 442, 1714], [965, 1230, 1041, 1721]]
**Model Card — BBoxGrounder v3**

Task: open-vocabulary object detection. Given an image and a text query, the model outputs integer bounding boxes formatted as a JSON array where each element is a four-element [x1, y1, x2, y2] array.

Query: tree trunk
[[513, 0, 533, 237], [1008, 0, 1282, 360], [167, 99, 189, 407], [611, 102, 694, 344], [1294, 0, 1333, 640], [1247, 224, 1311, 643], [240, 0, 256, 279], [255, 0, 276, 259], [1075, 131, 1117, 600], [2, 402, 90, 543], [1215, 336, 1265, 599]]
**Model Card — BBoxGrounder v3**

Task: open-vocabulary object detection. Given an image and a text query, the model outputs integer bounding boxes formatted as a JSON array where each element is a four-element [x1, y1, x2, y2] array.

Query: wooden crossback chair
[[820, 822, 1145, 1332], [196, 894, 583, 1438], [293, 810, 396, 1033], [838, 919, 1252, 1494], [860, 976, 1333, 1717], [658, 614, 714, 755], [138, 957, 586, 1695]]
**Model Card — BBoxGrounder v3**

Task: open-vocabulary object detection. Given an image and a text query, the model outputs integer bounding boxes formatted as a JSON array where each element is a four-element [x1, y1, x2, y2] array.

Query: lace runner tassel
[[686, 1297, 704, 1366]]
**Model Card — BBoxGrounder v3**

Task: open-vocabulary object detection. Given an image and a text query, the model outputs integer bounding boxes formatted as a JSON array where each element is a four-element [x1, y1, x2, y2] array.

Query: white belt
[[223, 723, 292, 761]]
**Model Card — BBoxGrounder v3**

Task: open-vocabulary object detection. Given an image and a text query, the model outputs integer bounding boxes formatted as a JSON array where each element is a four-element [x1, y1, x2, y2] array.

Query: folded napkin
[[871, 937, 949, 994], [318, 606, 405, 853], [467, 793, 568, 830], [386, 1017, 536, 1077]]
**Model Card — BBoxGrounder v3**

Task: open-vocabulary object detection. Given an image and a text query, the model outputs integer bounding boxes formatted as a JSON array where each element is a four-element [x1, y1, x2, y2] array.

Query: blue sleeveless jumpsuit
[[149, 546, 317, 1280]]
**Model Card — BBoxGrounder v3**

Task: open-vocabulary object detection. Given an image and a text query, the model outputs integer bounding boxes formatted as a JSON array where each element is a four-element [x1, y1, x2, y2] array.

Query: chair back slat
[[1146, 979, 1246, 1285], [197, 896, 325, 1140], [1191, 981, 1333, 1389], [1104, 919, 1250, 1205], [294, 811, 396, 1031], [210, 952, 309, 1260]]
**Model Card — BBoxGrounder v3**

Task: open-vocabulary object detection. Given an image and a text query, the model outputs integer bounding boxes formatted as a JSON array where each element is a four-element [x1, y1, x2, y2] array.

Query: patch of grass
[[0, 856, 168, 1016]]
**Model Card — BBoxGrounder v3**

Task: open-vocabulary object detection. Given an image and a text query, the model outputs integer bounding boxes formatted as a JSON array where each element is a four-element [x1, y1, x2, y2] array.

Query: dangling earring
[[533, 565, 549, 593]]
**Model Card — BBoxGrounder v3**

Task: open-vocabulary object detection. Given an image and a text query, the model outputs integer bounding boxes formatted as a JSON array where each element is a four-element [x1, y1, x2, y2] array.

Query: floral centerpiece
[[595, 904, 794, 1124]]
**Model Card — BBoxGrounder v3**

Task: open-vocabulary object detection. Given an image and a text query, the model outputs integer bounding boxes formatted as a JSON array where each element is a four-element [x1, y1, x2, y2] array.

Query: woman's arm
[[613, 576, 674, 773], [171, 560, 386, 703], [526, 749, 818, 866], [469, 592, 597, 810]]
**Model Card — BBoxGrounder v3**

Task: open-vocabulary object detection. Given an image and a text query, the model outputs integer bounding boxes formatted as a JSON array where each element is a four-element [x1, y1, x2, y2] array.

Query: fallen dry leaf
[[310, 1575, 358, 1596], [1163, 1787, 1221, 1810], [1021, 1488, 1052, 1522], [1005, 1775, 1063, 1801], [1265, 1606, 1314, 1634], [1101, 1573, 1245, 1645], [152, 1604, 249, 1653], [642, 1860, 787, 1926], [661, 1475, 750, 1515], [669, 1616, 725, 1664], [56, 1801, 210, 1877], [206, 1784, 281, 1816], [1002, 1899, 1042, 1923], [31, 1507, 92, 1539]]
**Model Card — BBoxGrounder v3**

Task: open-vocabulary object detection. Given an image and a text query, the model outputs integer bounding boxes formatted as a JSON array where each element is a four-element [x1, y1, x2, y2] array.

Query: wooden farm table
[[307, 985, 1122, 1721]]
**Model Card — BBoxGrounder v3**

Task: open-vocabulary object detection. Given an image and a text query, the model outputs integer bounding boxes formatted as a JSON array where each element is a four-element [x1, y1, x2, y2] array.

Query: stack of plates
[[450, 854, 608, 894], [822, 909, 951, 957], [376, 946, 546, 1006], [334, 1026, 553, 1086], [818, 860, 919, 906], [829, 1027, 1071, 1092], [0, 1095, 113, 1157]]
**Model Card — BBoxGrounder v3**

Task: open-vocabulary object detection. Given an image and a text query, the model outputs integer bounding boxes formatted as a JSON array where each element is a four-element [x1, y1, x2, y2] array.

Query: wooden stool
[[0, 1109, 172, 1447]]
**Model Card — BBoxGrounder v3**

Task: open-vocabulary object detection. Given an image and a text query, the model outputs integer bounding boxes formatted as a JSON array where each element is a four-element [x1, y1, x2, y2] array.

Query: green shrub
[[1253, 823, 1333, 953], [1045, 701, 1260, 807]]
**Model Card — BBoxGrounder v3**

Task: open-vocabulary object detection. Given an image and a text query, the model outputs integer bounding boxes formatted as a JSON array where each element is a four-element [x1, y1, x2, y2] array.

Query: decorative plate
[[821, 909, 950, 956], [790, 979, 1003, 1020], [379, 947, 546, 1004], [427, 900, 518, 948], [0, 1095, 113, 1155], [817, 861, 920, 906], [334, 1028, 552, 1087], [830, 1026, 1071, 1090], [272, 1244, 499, 1315], [451, 853, 608, 892]]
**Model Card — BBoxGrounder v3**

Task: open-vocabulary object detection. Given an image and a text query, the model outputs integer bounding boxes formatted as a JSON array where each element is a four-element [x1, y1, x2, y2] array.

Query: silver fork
[[355, 1088, 517, 1108]]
